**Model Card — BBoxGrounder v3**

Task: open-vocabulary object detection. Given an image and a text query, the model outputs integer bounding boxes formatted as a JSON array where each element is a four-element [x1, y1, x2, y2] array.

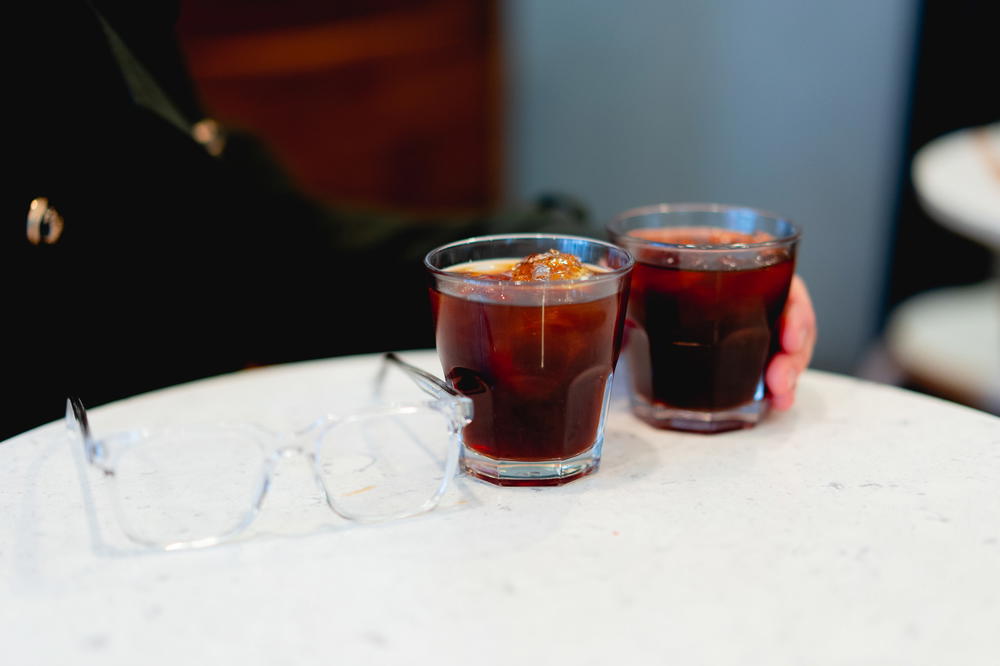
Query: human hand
[[765, 275, 816, 410]]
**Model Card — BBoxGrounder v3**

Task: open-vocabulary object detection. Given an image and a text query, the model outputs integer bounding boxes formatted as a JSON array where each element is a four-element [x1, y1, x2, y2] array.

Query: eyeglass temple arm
[[66, 396, 100, 464], [378, 353, 463, 400]]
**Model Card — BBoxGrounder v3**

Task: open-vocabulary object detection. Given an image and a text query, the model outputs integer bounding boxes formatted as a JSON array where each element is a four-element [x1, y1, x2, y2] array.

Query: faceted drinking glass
[[425, 234, 633, 485], [608, 204, 800, 433]]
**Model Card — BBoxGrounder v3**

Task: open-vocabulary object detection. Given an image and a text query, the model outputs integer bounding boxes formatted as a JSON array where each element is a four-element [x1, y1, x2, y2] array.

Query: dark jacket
[[5, 0, 587, 439]]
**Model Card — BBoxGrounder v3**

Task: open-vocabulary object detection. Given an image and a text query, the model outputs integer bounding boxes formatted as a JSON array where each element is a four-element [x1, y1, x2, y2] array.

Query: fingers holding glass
[[768, 275, 817, 411]]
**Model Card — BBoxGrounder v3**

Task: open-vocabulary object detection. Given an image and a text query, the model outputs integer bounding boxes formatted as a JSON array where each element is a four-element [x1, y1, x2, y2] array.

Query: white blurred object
[[885, 280, 1000, 414], [884, 122, 1000, 413], [912, 122, 1000, 251]]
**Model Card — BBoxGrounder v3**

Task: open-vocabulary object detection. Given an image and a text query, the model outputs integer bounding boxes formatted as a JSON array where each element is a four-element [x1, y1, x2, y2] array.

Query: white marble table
[[2, 351, 999, 665]]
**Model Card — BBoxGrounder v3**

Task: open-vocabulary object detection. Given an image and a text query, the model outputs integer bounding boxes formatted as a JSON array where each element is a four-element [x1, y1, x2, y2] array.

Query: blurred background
[[175, 0, 998, 411]]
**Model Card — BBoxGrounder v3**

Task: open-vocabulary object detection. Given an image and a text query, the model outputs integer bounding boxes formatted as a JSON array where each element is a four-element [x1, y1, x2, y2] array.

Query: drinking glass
[[608, 204, 800, 433], [425, 234, 633, 485]]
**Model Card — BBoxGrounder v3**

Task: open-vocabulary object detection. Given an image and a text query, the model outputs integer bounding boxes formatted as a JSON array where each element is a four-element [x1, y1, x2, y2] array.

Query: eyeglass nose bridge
[[252, 442, 326, 510], [272, 444, 310, 461]]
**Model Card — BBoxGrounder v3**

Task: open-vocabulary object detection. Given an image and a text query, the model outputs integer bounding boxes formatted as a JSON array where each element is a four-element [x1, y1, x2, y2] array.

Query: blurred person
[[5, 0, 814, 440]]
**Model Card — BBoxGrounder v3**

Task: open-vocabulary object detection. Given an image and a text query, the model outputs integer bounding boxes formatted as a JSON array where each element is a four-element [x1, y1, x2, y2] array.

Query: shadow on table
[[596, 386, 821, 486]]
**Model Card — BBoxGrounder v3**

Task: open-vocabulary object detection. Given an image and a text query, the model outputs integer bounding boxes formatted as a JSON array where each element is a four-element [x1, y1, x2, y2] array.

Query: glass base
[[461, 439, 603, 486], [631, 395, 770, 434]]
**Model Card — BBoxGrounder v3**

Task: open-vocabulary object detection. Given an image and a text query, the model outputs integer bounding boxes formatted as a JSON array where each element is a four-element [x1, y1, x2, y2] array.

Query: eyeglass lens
[[106, 408, 456, 546]]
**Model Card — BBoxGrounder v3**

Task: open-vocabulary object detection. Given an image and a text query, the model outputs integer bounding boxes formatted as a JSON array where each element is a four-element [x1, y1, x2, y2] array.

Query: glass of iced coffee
[[608, 204, 800, 433], [425, 234, 634, 486]]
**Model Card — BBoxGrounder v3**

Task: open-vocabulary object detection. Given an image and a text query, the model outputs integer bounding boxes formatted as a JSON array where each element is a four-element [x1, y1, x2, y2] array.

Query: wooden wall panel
[[177, 0, 500, 211]]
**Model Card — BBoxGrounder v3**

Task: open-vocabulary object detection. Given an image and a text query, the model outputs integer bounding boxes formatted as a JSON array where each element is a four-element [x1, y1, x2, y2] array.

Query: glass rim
[[423, 232, 635, 284], [608, 203, 801, 250]]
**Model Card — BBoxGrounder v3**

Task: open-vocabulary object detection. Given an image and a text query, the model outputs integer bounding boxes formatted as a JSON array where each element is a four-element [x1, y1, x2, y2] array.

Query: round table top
[[885, 279, 1000, 413], [912, 122, 1000, 251], [2, 351, 999, 665]]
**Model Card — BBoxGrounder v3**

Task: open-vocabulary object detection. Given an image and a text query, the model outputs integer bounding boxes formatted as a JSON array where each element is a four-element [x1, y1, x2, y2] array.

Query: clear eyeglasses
[[66, 353, 472, 551]]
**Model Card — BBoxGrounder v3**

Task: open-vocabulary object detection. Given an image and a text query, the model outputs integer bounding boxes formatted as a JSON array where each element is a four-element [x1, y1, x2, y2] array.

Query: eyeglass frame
[[66, 352, 473, 551]]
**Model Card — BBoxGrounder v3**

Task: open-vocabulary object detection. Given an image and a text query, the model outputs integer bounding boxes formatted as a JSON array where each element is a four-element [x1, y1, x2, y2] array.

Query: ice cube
[[511, 249, 593, 281]]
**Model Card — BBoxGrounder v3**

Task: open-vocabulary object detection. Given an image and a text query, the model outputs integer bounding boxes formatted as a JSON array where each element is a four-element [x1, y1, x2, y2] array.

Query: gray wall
[[503, 0, 918, 373]]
